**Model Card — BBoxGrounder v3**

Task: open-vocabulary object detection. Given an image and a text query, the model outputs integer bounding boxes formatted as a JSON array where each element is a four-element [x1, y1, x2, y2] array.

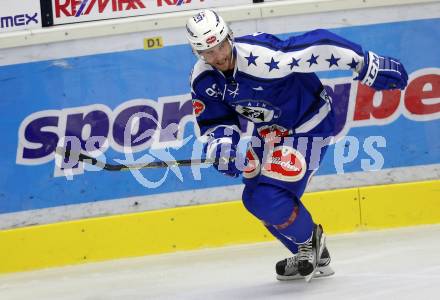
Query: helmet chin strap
[[194, 48, 204, 60], [227, 37, 235, 70], [228, 39, 233, 64]]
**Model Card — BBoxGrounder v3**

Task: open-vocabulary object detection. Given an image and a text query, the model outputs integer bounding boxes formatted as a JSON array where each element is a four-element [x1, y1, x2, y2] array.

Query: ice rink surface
[[1, 225, 440, 300]]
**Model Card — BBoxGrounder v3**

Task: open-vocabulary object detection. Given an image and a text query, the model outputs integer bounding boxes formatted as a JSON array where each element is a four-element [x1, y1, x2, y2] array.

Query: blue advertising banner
[[1, 18, 439, 215]]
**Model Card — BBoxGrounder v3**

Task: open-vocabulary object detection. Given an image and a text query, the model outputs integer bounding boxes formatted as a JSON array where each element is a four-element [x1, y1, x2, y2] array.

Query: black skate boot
[[275, 246, 334, 281], [297, 224, 326, 282]]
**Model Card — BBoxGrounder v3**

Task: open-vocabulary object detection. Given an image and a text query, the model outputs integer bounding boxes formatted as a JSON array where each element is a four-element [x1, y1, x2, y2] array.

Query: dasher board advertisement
[[1, 18, 439, 217], [52, 0, 251, 25], [0, 1, 42, 33]]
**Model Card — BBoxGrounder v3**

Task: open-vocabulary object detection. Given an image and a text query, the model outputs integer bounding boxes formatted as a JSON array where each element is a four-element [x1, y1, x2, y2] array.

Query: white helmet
[[186, 9, 231, 52]]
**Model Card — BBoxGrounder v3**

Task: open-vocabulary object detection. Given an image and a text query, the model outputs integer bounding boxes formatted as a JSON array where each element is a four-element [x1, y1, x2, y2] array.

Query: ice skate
[[276, 246, 334, 281], [298, 224, 326, 282], [276, 224, 331, 282]]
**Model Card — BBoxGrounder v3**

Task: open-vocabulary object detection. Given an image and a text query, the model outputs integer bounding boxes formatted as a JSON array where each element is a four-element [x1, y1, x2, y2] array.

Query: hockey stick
[[55, 147, 217, 171]]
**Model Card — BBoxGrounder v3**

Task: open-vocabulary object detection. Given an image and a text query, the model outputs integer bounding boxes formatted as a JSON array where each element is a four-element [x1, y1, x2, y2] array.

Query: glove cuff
[[360, 51, 380, 86]]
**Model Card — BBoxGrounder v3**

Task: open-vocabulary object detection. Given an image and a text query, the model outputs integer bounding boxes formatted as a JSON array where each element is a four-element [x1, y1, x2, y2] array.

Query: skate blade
[[314, 265, 335, 278], [276, 265, 335, 281]]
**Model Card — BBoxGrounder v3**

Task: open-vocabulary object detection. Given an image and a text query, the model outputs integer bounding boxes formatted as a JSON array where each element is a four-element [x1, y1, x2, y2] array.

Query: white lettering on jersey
[[205, 83, 223, 98]]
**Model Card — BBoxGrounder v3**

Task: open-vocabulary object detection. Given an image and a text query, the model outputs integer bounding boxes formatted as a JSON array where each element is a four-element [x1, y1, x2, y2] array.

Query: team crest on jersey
[[192, 99, 205, 117], [243, 146, 260, 179], [232, 100, 281, 123], [262, 146, 307, 182]]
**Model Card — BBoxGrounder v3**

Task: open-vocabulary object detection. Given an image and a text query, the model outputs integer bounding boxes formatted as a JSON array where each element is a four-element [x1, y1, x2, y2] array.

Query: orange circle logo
[[262, 146, 307, 182]]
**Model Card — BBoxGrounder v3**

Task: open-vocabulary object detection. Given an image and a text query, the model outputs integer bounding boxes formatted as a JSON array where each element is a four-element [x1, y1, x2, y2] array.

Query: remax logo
[[54, 0, 206, 18], [55, 0, 147, 17]]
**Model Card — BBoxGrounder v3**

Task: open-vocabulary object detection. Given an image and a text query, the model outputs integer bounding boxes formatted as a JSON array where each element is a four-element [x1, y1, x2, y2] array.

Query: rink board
[[0, 179, 439, 274], [0, 2, 439, 274], [0, 8, 439, 229]]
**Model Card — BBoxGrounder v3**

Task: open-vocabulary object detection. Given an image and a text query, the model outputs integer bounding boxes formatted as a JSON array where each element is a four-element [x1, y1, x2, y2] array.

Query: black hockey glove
[[357, 51, 408, 90]]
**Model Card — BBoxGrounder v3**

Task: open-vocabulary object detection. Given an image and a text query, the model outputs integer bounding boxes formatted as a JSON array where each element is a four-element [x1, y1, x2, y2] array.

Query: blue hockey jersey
[[190, 29, 365, 139]]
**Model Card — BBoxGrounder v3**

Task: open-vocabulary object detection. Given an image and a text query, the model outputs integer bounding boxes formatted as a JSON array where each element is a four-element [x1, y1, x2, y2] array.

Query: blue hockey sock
[[242, 183, 314, 249], [278, 200, 314, 244], [265, 224, 298, 254]]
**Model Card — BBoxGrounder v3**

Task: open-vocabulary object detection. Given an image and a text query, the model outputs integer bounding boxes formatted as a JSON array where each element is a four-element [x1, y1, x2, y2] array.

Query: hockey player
[[186, 10, 407, 281]]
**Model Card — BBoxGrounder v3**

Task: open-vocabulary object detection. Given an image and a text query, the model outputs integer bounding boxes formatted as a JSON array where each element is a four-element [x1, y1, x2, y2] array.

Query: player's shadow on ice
[[207, 277, 336, 299]]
